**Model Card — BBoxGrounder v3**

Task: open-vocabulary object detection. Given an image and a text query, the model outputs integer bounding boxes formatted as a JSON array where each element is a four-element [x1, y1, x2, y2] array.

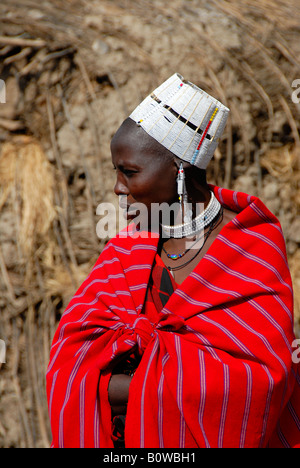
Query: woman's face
[[111, 120, 178, 223]]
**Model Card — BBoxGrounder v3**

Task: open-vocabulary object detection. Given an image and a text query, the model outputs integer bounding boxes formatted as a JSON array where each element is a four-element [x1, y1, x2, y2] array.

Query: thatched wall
[[0, 0, 299, 447]]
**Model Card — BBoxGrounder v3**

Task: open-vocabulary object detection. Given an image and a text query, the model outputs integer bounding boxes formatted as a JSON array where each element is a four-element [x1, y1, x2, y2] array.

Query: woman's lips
[[119, 202, 136, 213], [119, 201, 137, 218], [119, 196, 131, 210], [119, 197, 137, 213]]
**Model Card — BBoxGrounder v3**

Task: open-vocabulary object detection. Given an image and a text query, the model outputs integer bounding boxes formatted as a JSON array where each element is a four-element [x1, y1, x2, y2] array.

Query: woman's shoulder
[[222, 207, 237, 225]]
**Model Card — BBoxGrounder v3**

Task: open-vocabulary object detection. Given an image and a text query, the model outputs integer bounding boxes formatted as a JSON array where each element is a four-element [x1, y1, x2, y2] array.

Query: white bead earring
[[177, 163, 192, 224]]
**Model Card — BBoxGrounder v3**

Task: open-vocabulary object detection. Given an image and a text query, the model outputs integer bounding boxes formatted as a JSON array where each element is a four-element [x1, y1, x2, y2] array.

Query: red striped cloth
[[46, 186, 300, 448], [111, 254, 178, 447]]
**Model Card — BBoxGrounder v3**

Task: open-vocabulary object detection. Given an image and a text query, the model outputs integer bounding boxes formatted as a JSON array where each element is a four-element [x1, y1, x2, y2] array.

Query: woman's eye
[[112, 165, 137, 176], [123, 169, 137, 176]]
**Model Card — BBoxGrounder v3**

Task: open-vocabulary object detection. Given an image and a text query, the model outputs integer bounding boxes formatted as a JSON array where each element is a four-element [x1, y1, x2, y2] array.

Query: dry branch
[[0, 35, 46, 48]]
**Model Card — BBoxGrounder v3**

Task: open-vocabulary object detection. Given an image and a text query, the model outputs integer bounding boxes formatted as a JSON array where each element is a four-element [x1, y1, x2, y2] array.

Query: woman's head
[[111, 118, 208, 217], [111, 118, 178, 216], [110, 73, 230, 225]]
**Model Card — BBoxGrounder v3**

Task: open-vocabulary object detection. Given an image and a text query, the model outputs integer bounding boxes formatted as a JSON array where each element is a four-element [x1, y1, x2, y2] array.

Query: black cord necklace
[[163, 207, 223, 272], [161, 235, 201, 261]]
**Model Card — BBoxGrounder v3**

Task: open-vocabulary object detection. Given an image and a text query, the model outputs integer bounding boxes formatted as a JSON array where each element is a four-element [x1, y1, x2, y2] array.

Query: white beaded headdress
[[129, 73, 230, 170]]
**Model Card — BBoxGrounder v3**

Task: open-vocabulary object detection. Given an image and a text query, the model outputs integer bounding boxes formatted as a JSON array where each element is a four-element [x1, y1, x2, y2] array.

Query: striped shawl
[[46, 186, 300, 448]]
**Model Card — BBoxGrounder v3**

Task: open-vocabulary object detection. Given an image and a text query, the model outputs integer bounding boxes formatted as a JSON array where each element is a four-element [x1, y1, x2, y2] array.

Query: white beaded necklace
[[161, 191, 221, 239]]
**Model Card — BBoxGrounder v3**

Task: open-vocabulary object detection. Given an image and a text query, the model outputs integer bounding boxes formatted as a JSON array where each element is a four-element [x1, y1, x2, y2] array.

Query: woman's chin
[[121, 208, 137, 221]]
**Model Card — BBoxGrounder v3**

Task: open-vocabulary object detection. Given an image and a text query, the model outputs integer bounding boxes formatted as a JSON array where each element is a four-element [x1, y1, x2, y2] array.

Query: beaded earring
[[177, 163, 192, 224]]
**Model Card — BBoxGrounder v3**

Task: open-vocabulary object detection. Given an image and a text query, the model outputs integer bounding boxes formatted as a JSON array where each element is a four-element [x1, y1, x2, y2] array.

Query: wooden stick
[[0, 244, 16, 303], [279, 95, 300, 170], [3, 47, 32, 65], [54, 191, 78, 270], [52, 218, 77, 289], [0, 36, 46, 48], [74, 55, 107, 200], [26, 302, 51, 448], [58, 85, 99, 249], [224, 116, 233, 189], [58, 85, 96, 202], [0, 118, 24, 132], [46, 92, 71, 219], [11, 319, 35, 448]]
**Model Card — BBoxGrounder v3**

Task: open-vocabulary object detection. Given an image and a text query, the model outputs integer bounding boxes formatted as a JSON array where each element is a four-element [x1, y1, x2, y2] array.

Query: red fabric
[[46, 186, 300, 448]]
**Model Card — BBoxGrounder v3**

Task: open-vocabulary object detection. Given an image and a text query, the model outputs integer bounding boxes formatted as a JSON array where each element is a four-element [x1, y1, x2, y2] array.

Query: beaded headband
[[129, 73, 230, 170]]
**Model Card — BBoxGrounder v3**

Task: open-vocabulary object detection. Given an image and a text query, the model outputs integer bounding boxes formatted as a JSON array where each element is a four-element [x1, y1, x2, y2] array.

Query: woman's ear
[[172, 157, 181, 178], [173, 156, 193, 173], [172, 157, 189, 181]]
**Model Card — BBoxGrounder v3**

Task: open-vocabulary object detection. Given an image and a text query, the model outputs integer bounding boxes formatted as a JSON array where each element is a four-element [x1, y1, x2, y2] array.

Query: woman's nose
[[114, 176, 129, 196]]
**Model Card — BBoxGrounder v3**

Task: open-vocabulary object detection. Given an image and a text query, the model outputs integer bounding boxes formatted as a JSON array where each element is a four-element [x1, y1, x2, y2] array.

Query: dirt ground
[[0, 0, 299, 447]]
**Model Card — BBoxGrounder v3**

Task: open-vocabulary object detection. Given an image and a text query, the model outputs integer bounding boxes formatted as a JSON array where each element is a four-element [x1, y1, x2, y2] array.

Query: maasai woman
[[47, 74, 300, 448]]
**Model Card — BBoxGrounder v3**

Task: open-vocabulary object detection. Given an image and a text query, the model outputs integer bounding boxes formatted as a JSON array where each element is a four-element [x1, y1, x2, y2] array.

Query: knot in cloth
[[129, 313, 185, 353], [131, 316, 156, 353]]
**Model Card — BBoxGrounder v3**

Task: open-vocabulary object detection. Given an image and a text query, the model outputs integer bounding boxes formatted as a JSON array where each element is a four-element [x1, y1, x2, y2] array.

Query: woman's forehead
[[112, 119, 150, 150], [111, 119, 173, 165], [111, 129, 149, 165]]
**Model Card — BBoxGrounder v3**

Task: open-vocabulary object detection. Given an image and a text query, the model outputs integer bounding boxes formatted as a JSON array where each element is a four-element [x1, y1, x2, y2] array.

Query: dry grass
[[0, 137, 56, 259], [0, 0, 299, 447]]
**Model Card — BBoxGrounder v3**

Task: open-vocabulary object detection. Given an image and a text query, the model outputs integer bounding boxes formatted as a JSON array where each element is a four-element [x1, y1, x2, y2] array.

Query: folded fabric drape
[[111, 253, 178, 448], [46, 186, 300, 448]]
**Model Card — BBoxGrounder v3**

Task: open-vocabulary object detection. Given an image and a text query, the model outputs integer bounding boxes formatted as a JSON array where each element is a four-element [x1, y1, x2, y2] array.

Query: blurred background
[[0, 0, 299, 448]]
